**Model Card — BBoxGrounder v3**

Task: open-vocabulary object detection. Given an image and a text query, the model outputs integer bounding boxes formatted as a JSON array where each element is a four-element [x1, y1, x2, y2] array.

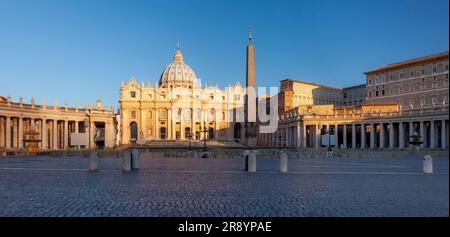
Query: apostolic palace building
[[0, 35, 448, 153]]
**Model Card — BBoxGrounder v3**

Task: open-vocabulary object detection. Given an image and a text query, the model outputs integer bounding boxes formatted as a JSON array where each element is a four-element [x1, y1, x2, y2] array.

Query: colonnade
[[262, 119, 449, 150], [0, 116, 113, 150]]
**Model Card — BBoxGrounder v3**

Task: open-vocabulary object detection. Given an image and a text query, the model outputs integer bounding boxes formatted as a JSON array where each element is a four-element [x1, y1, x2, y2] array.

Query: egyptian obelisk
[[244, 30, 257, 148]]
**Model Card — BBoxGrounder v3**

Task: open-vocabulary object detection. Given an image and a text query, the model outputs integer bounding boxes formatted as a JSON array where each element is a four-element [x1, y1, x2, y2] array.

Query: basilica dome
[[159, 47, 199, 88]]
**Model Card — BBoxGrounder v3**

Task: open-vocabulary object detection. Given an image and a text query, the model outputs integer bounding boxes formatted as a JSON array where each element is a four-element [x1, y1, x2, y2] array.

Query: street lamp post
[[409, 131, 423, 154], [323, 127, 334, 157], [200, 121, 208, 152]]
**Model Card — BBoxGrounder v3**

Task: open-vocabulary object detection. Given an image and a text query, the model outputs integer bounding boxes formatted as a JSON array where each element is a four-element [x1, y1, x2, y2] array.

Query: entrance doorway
[[130, 122, 137, 143]]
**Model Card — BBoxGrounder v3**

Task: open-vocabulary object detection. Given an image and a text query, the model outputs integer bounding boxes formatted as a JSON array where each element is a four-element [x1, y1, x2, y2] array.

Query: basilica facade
[[118, 47, 246, 145]]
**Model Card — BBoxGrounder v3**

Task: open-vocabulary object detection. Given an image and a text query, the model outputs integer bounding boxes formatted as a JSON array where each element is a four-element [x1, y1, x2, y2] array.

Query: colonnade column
[[334, 124, 339, 148], [370, 123, 375, 149], [315, 124, 321, 148], [409, 122, 414, 148], [18, 117, 23, 148], [0, 118, 4, 148], [5, 116, 11, 148], [442, 120, 447, 149], [399, 122, 404, 149], [302, 124, 307, 148], [389, 123, 394, 149], [41, 119, 47, 149], [419, 121, 425, 148], [343, 124, 347, 149], [64, 120, 69, 149], [296, 122, 301, 148], [285, 126, 289, 147], [379, 123, 385, 149], [360, 124, 365, 149], [53, 120, 58, 149], [352, 124, 356, 149], [430, 120, 435, 149]]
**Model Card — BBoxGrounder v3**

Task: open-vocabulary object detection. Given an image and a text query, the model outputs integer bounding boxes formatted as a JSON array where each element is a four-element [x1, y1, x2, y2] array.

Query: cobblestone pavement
[[0, 153, 448, 217]]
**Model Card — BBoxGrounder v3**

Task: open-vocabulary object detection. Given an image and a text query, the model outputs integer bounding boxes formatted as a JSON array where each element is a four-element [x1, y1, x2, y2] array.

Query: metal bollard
[[243, 150, 250, 171], [131, 149, 140, 170], [279, 152, 288, 173], [247, 152, 256, 172], [122, 151, 131, 171], [423, 154, 433, 175], [89, 151, 98, 171]]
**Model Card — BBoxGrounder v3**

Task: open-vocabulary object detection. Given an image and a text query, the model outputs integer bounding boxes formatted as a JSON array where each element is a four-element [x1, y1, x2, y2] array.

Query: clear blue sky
[[1, 0, 448, 109]]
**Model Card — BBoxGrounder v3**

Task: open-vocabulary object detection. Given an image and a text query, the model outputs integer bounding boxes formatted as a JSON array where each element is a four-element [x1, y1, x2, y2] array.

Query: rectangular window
[[159, 110, 167, 120]]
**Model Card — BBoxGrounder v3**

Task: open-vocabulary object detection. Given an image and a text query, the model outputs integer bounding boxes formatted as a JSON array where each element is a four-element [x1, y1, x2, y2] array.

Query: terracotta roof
[[364, 52, 449, 74]]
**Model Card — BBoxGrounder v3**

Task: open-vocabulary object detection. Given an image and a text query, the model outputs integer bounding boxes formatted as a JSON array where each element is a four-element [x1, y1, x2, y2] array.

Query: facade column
[[379, 123, 385, 149], [442, 120, 447, 149], [180, 109, 185, 140], [5, 116, 11, 148], [18, 117, 23, 148], [315, 124, 321, 148], [53, 120, 58, 149], [155, 109, 159, 139], [370, 123, 375, 149], [191, 109, 195, 141], [172, 109, 177, 139], [343, 124, 347, 149], [64, 120, 69, 149], [389, 122, 394, 149], [399, 122, 404, 149], [430, 120, 435, 149], [41, 119, 47, 149], [351, 124, 356, 149], [166, 108, 171, 139], [419, 121, 425, 148]]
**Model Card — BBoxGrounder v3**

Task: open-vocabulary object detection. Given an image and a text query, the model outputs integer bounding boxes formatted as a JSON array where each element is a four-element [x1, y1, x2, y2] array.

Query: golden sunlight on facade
[[118, 47, 246, 145]]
